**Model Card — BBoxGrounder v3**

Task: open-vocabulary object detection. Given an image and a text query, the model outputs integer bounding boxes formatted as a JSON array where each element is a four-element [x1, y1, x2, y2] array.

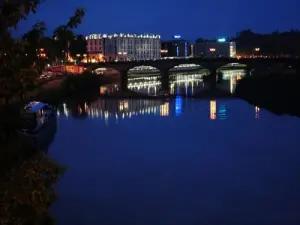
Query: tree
[[0, 0, 44, 104], [234, 29, 300, 56], [52, 8, 85, 61], [0, 22, 47, 103], [22, 22, 47, 70], [69, 34, 87, 62], [0, 1, 85, 104], [0, 2, 73, 225]]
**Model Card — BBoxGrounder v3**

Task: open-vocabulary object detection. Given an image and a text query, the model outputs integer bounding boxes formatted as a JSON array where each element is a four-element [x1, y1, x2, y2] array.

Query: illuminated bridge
[[80, 57, 300, 91]]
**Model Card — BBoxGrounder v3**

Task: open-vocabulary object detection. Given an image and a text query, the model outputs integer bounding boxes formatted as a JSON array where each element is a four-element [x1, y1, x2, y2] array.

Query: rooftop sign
[[217, 38, 226, 42], [173, 35, 182, 39]]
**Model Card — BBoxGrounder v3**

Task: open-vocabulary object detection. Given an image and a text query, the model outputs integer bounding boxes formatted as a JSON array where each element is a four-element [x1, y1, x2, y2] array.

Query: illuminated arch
[[220, 63, 247, 68], [169, 63, 203, 72], [128, 65, 160, 74], [94, 67, 120, 77]]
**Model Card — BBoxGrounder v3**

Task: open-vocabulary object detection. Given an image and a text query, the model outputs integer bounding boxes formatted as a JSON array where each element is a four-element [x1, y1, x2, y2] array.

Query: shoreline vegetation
[[235, 72, 300, 117], [0, 3, 87, 223]]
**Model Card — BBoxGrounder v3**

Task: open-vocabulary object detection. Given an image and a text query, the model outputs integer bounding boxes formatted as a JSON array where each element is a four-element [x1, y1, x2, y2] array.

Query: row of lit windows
[[88, 39, 159, 45]]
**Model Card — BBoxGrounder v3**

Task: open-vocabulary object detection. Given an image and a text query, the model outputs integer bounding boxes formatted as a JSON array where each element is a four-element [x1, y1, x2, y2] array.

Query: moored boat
[[18, 101, 56, 137]]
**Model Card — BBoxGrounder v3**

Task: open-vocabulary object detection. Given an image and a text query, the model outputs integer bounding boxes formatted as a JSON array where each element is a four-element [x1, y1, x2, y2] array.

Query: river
[[48, 70, 300, 225]]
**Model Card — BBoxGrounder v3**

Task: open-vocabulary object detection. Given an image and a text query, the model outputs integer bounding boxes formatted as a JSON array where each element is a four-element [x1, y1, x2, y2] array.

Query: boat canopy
[[23, 101, 49, 113]]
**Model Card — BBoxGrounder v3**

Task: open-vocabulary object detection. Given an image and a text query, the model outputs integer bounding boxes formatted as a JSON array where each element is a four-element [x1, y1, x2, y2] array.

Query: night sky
[[16, 0, 300, 41]]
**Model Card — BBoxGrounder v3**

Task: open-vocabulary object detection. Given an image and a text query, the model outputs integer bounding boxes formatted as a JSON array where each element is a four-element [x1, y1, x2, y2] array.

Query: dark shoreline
[[235, 73, 300, 117]]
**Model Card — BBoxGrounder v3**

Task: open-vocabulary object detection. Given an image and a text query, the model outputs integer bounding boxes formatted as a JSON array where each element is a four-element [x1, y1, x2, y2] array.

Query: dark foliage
[[235, 73, 300, 116], [234, 29, 300, 56]]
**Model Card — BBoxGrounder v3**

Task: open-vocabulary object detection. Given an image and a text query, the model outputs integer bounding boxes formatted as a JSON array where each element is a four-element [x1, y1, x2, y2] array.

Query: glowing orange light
[[210, 100, 216, 120]]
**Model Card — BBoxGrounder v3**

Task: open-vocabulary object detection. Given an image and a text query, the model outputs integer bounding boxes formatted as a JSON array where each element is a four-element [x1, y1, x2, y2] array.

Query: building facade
[[195, 39, 236, 58], [85, 35, 105, 62], [161, 36, 191, 58], [86, 33, 161, 62]]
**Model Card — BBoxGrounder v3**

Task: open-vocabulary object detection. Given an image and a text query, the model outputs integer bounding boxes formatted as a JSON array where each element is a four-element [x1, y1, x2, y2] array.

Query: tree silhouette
[[53, 8, 85, 61]]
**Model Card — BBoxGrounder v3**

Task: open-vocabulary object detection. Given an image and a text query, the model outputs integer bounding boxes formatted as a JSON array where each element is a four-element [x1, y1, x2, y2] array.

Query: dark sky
[[15, 0, 300, 41]]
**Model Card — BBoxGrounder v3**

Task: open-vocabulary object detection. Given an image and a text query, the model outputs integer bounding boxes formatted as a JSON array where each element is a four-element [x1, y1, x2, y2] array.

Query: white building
[[85, 33, 161, 62]]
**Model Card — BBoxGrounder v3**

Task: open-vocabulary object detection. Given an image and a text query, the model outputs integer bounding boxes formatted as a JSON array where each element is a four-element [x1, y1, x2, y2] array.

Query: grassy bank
[[235, 73, 300, 116]]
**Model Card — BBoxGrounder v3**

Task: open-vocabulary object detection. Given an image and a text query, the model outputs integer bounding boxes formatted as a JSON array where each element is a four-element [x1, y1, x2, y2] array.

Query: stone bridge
[[80, 57, 300, 91]]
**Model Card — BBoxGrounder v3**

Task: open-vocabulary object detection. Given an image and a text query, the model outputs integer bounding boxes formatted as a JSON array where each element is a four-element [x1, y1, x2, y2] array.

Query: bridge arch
[[219, 63, 248, 69], [167, 63, 210, 78], [93, 67, 120, 78], [126, 65, 161, 96], [169, 63, 204, 72], [217, 63, 249, 81], [128, 65, 160, 75]]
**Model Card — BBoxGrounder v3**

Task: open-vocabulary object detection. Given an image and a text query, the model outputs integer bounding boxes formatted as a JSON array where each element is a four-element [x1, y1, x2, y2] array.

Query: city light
[[86, 33, 161, 40], [255, 106, 260, 119], [217, 38, 226, 42], [173, 35, 181, 39], [210, 100, 216, 120], [255, 48, 260, 52], [160, 102, 169, 116], [210, 48, 216, 52]]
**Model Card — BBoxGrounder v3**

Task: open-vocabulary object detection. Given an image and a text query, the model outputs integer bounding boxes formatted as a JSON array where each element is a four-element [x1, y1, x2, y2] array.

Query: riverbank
[[0, 106, 64, 225], [235, 73, 300, 116], [0, 138, 65, 224], [36, 73, 117, 105]]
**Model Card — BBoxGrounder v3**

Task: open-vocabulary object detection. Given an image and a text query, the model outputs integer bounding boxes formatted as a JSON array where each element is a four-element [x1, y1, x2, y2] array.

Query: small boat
[[18, 101, 56, 137]]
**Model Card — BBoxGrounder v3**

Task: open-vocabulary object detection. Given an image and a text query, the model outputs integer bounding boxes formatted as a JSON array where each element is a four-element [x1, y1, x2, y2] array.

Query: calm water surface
[[49, 98, 300, 225]]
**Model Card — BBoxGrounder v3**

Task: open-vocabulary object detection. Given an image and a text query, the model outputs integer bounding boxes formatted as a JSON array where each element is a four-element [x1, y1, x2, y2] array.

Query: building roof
[[86, 33, 161, 40]]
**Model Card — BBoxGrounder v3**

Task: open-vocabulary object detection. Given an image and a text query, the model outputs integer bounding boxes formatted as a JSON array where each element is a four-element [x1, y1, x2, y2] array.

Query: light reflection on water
[[169, 73, 206, 96], [99, 69, 247, 96], [218, 69, 247, 93], [128, 75, 161, 96], [50, 99, 300, 225], [57, 98, 261, 124]]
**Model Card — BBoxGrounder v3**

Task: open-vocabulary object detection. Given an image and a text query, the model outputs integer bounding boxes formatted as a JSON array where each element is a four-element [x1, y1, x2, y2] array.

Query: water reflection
[[51, 99, 300, 225], [209, 100, 228, 120], [127, 70, 210, 96], [169, 73, 207, 96], [128, 75, 161, 96], [209, 100, 216, 120], [218, 103, 227, 120], [255, 106, 260, 119], [218, 69, 246, 93], [100, 84, 119, 95], [57, 98, 264, 124], [99, 69, 247, 96], [175, 96, 183, 116]]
